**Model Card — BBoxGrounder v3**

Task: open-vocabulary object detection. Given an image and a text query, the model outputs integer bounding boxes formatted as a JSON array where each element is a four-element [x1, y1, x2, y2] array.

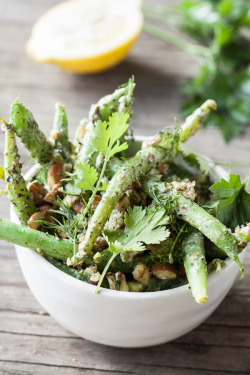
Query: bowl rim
[[16, 135, 244, 301]]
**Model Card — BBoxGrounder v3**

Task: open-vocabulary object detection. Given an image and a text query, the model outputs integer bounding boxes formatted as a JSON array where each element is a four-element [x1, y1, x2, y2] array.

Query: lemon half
[[26, 0, 143, 73]]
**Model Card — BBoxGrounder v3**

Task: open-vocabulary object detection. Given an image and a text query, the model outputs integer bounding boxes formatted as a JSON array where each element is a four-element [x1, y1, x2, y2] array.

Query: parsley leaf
[[63, 112, 129, 215], [73, 163, 98, 191], [210, 174, 250, 230], [107, 205, 170, 255], [64, 163, 98, 195], [95, 205, 170, 293], [63, 182, 81, 196], [0, 166, 4, 180], [91, 112, 129, 160]]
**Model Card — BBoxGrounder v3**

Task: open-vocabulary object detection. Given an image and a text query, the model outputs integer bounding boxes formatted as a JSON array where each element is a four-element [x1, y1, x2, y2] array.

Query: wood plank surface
[[0, 1, 250, 374]]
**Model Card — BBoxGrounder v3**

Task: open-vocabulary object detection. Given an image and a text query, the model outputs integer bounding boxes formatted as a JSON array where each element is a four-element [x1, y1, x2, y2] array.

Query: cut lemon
[[26, 0, 143, 74]]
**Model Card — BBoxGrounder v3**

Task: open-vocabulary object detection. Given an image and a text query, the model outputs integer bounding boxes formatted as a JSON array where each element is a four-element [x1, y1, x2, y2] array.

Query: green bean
[[179, 99, 217, 143], [4, 124, 36, 225], [182, 231, 208, 304], [10, 102, 53, 164], [0, 217, 73, 260], [51, 103, 71, 160]]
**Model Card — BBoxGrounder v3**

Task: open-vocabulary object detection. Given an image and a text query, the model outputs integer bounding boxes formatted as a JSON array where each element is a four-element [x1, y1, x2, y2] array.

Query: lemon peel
[[26, 0, 143, 73]]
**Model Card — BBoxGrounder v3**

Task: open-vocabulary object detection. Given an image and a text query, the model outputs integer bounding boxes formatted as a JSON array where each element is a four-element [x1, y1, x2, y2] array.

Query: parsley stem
[[73, 229, 77, 256], [143, 4, 179, 16], [143, 5, 183, 29], [95, 252, 117, 294], [214, 162, 248, 167], [143, 23, 210, 63], [80, 155, 109, 220]]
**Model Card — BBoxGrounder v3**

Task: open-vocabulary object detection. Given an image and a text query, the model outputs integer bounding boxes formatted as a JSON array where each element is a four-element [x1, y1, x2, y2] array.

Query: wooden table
[[0, 1, 250, 374]]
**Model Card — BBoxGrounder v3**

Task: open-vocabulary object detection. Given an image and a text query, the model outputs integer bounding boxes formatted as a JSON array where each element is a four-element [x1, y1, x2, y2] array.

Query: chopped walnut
[[93, 236, 108, 251], [115, 272, 129, 292], [89, 272, 101, 285], [92, 195, 101, 210], [27, 180, 47, 205], [39, 204, 52, 213], [72, 199, 86, 214], [63, 195, 79, 208], [157, 164, 169, 176], [147, 153, 155, 163], [130, 181, 141, 190], [28, 205, 54, 230], [152, 263, 177, 280], [115, 194, 131, 212], [44, 183, 60, 203], [127, 281, 143, 292], [132, 263, 151, 286], [104, 209, 124, 231], [57, 229, 68, 239], [79, 234, 86, 243], [148, 168, 162, 179], [106, 273, 119, 290], [127, 189, 142, 205], [235, 223, 250, 246], [82, 265, 97, 280], [172, 180, 197, 201], [47, 161, 65, 191]]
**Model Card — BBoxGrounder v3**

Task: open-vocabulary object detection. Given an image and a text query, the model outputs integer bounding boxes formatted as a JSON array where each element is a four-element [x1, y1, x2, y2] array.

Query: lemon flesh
[[26, 0, 143, 73]]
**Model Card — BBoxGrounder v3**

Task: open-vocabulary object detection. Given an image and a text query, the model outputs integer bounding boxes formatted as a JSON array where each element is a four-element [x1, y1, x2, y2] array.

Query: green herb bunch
[[143, 0, 250, 141]]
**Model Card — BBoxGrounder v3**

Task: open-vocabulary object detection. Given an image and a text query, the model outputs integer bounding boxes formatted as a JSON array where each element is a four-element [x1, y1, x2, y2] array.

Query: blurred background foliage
[[143, 0, 250, 142]]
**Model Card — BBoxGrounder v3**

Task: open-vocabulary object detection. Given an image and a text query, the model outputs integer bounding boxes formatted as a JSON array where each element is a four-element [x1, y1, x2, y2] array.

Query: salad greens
[[143, 0, 250, 141], [210, 174, 250, 230], [0, 78, 249, 304]]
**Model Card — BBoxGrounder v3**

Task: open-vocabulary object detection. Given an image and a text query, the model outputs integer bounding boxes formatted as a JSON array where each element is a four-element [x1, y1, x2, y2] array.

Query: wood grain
[[0, 0, 250, 374]]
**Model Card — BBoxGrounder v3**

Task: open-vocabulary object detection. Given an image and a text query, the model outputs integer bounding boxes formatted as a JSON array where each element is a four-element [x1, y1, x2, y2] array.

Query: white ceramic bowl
[[11, 144, 247, 348]]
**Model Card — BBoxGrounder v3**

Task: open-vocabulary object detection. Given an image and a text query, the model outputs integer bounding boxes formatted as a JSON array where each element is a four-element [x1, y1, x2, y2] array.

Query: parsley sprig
[[64, 112, 130, 225], [210, 174, 250, 230], [95, 205, 170, 293], [91, 112, 129, 159]]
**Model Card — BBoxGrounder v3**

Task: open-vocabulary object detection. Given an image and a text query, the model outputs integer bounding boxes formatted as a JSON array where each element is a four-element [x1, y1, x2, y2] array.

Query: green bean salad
[[0, 78, 249, 304]]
